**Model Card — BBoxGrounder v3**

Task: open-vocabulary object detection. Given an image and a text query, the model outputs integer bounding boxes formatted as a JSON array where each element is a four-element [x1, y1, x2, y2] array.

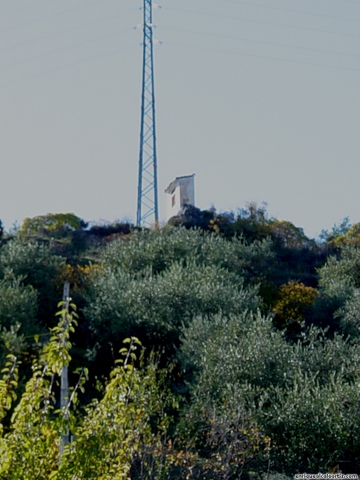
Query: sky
[[1, 0, 360, 238]]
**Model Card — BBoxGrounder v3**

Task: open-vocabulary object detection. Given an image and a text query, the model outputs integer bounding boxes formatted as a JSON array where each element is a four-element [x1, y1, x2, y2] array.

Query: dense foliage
[[1, 206, 360, 477]]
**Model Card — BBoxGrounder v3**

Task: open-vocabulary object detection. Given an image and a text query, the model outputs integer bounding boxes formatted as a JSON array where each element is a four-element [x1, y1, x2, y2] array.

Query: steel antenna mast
[[137, 0, 159, 227]]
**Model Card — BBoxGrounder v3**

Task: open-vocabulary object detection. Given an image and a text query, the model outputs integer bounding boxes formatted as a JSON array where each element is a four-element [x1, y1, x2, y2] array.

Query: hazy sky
[[1, 0, 360, 238]]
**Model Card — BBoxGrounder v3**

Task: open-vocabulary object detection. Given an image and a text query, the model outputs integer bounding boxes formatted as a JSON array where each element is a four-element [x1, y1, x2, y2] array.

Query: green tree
[[311, 245, 360, 333], [20, 213, 87, 237], [84, 226, 272, 371], [180, 311, 360, 474], [0, 238, 65, 327], [268, 219, 315, 251], [101, 225, 274, 281], [179, 312, 290, 477], [319, 217, 352, 246], [0, 301, 177, 479], [272, 281, 319, 336], [0, 276, 38, 364], [86, 260, 260, 368], [232, 202, 272, 242]]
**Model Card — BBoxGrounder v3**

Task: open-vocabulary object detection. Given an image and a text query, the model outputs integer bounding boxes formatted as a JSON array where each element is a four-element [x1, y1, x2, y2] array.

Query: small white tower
[[165, 174, 195, 220]]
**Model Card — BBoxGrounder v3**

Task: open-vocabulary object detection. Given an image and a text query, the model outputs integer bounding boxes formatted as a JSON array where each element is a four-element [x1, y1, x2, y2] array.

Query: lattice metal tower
[[137, 0, 158, 227]]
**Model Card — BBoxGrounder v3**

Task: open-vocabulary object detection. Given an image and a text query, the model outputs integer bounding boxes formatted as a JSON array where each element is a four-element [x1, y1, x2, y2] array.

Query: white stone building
[[164, 174, 195, 221]]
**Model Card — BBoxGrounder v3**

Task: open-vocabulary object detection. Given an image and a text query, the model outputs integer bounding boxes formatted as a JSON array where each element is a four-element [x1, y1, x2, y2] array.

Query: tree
[[100, 225, 274, 286], [0, 238, 65, 327], [269, 220, 312, 250], [180, 311, 360, 474], [232, 202, 273, 242], [0, 302, 177, 479], [272, 281, 319, 336], [311, 245, 360, 333], [179, 312, 290, 476], [85, 260, 260, 372], [84, 226, 270, 372], [20, 213, 87, 237], [0, 276, 38, 365], [319, 217, 352, 246]]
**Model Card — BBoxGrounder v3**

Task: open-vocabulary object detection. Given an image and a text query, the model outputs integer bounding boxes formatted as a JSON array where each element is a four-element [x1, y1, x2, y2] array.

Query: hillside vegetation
[[0, 205, 360, 478]]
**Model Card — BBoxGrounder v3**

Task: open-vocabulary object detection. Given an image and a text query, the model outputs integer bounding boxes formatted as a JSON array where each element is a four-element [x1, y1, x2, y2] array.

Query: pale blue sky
[[1, 0, 360, 238]]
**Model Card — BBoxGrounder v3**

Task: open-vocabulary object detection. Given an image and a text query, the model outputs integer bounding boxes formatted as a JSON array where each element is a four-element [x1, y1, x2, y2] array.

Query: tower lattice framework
[[137, 0, 158, 227]]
